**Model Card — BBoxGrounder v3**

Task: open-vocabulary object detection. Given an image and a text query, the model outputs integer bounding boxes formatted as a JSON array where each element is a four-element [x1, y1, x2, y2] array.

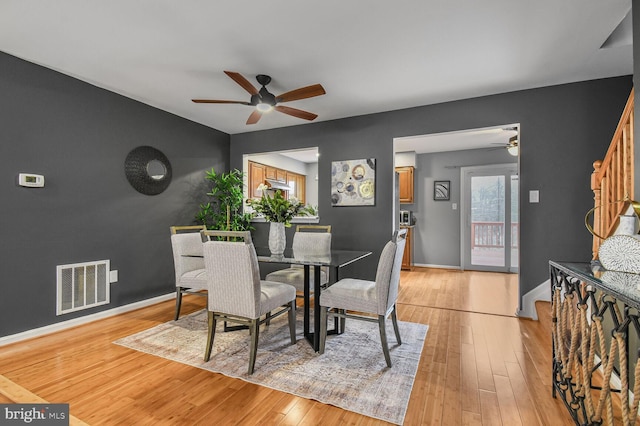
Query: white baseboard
[[516, 280, 551, 320], [0, 293, 175, 347], [413, 263, 462, 270]]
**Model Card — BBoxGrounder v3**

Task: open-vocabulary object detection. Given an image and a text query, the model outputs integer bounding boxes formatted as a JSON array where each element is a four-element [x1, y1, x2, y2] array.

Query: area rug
[[114, 309, 428, 425]]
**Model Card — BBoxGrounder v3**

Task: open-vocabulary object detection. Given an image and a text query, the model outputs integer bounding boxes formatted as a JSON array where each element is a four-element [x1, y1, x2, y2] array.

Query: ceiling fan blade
[[246, 110, 262, 125], [192, 99, 250, 105], [275, 105, 318, 121], [224, 71, 259, 95], [276, 84, 326, 103]]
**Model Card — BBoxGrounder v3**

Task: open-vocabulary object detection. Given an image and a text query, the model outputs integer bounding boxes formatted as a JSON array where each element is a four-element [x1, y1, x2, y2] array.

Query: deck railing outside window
[[471, 221, 519, 249]]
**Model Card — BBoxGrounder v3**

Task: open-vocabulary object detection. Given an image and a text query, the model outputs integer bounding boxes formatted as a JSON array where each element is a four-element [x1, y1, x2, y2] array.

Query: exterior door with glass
[[461, 164, 519, 273]]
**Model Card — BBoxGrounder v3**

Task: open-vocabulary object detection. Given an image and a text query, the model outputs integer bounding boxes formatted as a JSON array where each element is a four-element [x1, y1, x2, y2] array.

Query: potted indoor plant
[[195, 168, 253, 233], [246, 185, 312, 255]]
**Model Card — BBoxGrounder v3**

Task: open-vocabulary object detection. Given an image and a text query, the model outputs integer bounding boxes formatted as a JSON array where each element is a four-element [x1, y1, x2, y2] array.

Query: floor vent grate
[[57, 260, 110, 315]]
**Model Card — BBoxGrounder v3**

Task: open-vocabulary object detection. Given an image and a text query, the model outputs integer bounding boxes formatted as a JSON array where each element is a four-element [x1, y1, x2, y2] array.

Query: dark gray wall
[[0, 52, 230, 337], [408, 148, 517, 267], [1, 48, 631, 337], [231, 76, 633, 304]]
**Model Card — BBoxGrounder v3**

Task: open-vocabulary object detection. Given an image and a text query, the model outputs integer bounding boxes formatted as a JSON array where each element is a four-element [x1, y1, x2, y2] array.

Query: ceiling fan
[[491, 134, 519, 156], [192, 71, 326, 125]]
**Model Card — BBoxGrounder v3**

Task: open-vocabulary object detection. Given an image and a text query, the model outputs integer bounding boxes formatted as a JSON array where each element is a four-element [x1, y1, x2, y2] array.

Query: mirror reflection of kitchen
[[243, 148, 319, 218]]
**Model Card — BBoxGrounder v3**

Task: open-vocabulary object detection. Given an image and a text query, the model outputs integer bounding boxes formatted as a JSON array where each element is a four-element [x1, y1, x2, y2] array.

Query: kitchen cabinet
[[265, 166, 287, 182], [286, 171, 306, 204], [397, 166, 414, 204], [249, 162, 266, 199], [248, 161, 306, 203], [265, 166, 277, 180], [296, 174, 306, 204], [401, 226, 414, 270]]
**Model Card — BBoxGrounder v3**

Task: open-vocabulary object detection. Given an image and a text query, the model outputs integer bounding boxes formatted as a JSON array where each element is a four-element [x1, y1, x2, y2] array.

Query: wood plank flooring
[[0, 267, 576, 425]]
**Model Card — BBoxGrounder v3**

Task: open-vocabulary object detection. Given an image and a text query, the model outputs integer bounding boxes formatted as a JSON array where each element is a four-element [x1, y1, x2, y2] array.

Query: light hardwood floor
[[0, 267, 575, 425]]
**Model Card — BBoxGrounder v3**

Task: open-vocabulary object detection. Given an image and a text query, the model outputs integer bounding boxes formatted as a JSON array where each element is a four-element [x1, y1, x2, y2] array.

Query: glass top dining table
[[255, 247, 372, 351]]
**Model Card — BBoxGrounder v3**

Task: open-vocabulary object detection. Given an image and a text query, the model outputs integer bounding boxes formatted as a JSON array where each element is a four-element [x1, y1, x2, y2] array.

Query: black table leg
[[303, 264, 310, 339], [303, 265, 341, 351], [312, 264, 322, 351]]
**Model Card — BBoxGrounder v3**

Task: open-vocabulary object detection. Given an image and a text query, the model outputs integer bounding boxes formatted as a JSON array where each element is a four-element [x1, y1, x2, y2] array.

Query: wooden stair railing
[[591, 88, 635, 259]]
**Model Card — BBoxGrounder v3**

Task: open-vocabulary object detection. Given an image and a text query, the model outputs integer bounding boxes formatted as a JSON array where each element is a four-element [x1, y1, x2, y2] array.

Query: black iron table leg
[[303, 264, 310, 339]]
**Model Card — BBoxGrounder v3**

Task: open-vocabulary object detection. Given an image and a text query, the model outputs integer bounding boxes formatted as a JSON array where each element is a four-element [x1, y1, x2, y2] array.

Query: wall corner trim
[[516, 280, 551, 320], [0, 293, 175, 347]]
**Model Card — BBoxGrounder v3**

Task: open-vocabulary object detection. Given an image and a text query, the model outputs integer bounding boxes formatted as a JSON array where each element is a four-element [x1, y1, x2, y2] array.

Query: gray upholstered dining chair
[[202, 231, 297, 375], [318, 229, 407, 367], [170, 225, 208, 320], [265, 225, 332, 296]]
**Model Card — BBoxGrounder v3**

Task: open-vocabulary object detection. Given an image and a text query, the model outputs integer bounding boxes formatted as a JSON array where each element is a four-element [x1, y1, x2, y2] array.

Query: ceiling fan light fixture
[[256, 102, 274, 112], [506, 134, 518, 156]]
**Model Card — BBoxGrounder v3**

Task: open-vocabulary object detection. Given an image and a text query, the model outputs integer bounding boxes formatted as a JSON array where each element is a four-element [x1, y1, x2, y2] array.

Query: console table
[[550, 261, 640, 425]]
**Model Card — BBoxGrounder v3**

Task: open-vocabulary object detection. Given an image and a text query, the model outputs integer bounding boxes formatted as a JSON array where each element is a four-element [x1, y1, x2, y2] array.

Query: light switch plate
[[109, 270, 118, 283], [529, 190, 540, 203]]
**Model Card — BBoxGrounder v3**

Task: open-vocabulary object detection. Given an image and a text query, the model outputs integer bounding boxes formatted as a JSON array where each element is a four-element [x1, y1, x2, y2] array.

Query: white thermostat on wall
[[18, 173, 45, 188]]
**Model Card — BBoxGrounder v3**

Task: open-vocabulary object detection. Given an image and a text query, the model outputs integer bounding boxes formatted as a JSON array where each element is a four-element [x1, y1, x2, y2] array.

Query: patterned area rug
[[114, 309, 428, 425]]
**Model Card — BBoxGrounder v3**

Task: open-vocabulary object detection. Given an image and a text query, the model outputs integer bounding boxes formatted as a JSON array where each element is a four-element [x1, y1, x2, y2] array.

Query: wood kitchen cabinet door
[[401, 227, 413, 270], [265, 166, 277, 180], [249, 162, 266, 199], [286, 172, 306, 204], [296, 174, 306, 204], [397, 166, 414, 203]]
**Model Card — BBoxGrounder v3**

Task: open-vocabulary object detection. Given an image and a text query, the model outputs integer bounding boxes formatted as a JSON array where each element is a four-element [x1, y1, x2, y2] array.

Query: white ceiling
[[279, 148, 319, 164], [395, 125, 519, 154], [0, 1, 632, 137]]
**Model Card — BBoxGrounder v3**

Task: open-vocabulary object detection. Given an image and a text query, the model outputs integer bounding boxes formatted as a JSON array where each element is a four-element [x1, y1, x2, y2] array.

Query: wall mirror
[[146, 159, 167, 180], [124, 146, 172, 195]]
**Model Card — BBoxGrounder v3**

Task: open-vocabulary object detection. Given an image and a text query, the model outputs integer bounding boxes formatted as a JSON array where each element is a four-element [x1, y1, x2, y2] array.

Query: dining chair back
[[200, 229, 252, 243], [296, 224, 332, 233], [318, 229, 407, 367], [203, 235, 297, 375], [265, 225, 332, 293], [170, 225, 207, 320], [170, 225, 207, 235]]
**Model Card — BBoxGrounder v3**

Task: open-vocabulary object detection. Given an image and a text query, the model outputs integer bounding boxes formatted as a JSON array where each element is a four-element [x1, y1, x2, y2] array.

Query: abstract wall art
[[331, 158, 376, 206]]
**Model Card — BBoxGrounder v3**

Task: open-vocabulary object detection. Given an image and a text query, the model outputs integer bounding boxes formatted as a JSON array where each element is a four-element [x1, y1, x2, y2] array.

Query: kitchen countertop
[[251, 215, 320, 224]]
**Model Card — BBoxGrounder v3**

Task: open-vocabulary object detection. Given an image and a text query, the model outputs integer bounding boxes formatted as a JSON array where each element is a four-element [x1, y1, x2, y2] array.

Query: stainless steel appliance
[[400, 210, 412, 225]]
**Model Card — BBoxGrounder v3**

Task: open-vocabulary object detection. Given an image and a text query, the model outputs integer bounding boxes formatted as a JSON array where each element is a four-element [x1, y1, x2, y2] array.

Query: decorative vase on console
[[246, 185, 312, 256], [587, 198, 640, 274]]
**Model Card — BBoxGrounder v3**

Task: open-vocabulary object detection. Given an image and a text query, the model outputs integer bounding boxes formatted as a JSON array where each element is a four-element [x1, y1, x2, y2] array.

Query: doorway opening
[[393, 124, 521, 309]]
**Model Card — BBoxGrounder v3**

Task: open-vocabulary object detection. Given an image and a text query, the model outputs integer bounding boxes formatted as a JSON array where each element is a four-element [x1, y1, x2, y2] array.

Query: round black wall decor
[[124, 146, 172, 195]]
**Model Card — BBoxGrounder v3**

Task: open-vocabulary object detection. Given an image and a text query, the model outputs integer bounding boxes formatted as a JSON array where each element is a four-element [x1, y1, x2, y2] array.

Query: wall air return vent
[[57, 260, 110, 315]]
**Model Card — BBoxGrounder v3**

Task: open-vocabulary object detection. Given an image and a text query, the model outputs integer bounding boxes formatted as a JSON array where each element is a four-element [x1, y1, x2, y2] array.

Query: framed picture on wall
[[331, 158, 376, 206], [434, 180, 450, 201]]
